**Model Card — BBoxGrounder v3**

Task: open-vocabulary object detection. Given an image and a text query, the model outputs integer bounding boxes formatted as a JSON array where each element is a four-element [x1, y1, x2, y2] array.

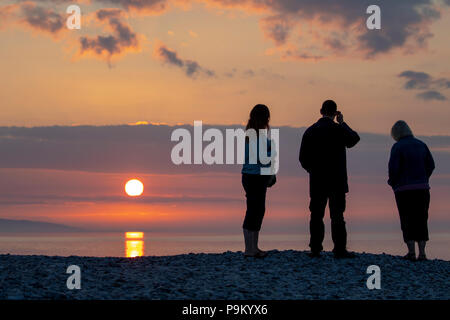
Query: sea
[[0, 232, 448, 259]]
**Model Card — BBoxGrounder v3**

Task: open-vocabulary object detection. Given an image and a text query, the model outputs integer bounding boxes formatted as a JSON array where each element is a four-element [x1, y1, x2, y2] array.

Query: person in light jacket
[[241, 104, 276, 258], [388, 120, 435, 261]]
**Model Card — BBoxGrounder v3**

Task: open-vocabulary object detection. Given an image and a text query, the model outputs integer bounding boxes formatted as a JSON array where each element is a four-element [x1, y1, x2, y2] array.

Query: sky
[[0, 125, 449, 233], [0, 0, 449, 134], [0, 1, 449, 235]]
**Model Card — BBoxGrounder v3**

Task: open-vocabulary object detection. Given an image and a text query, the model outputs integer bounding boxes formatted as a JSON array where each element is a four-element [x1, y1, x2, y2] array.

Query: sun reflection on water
[[125, 231, 144, 258]]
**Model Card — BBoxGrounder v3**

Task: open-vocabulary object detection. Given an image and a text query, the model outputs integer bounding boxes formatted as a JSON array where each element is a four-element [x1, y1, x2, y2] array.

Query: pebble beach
[[0, 250, 449, 300]]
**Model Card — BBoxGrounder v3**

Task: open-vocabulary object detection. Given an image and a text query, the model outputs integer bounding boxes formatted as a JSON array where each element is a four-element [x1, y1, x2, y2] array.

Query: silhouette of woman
[[241, 104, 276, 258], [388, 121, 435, 261]]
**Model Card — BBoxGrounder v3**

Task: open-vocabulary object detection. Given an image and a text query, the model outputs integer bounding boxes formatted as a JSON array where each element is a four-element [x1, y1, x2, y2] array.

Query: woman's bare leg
[[406, 241, 415, 255], [243, 229, 254, 255], [254, 231, 266, 254]]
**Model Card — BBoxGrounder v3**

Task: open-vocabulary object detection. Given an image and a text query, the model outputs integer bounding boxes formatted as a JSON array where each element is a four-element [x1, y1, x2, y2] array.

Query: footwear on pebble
[[244, 251, 268, 258], [417, 254, 427, 261], [308, 251, 321, 258], [243, 229, 268, 259], [333, 250, 356, 259], [402, 253, 417, 262]]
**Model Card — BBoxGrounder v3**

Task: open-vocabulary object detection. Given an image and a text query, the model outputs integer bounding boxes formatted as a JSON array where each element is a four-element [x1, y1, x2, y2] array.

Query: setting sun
[[125, 179, 144, 197]]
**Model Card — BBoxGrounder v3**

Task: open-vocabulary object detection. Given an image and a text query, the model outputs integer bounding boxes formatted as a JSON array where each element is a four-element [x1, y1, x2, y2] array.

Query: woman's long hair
[[245, 104, 270, 131]]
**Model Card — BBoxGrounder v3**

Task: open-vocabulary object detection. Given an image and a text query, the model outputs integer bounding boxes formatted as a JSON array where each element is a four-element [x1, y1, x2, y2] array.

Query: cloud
[[3, 0, 448, 64], [2, 124, 450, 176], [356, 2, 440, 57], [259, 67, 285, 79], [2, 125, 450, 233], [399, 71, 433, 89], [78, 9, 141, 64], [154, 42, 215, 78], [30, 0, 445, 61], [224, 68, 237, 78], [0, 193, 241, 206], [243, 69, 255, 77], [259, 15, 294, 46], [21, 3, 65, 34], [156, 44, 183, 66], [323, 34, 348, 53], [9, 0, 169, 15], [96, 0, 168, 15], [281, 48, 324, 62], [0, 3, 143, 64], [95, 7, 122, 20], [223, 67, 284, 79], [435, 78, 450, 89], [1, 124, 450, 233], [399, 70, 450, 101], [1, 2, 66, 36], [417, 90, 447, 101], [200, 0, 447, 60]]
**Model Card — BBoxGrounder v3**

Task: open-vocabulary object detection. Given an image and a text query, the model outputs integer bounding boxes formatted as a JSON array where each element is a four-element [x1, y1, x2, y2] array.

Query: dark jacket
[[299, 117, 360, 196], [388, 135, 435, 192]]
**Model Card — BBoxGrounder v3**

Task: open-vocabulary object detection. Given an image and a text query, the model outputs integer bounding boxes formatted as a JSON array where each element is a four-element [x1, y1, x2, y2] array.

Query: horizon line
[[1, 122, 450, 138]]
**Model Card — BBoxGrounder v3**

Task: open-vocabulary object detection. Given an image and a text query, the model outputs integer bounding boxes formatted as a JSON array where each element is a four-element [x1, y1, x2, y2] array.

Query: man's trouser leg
[[329, 193, 347, 253], [309, 194, 327, 253]]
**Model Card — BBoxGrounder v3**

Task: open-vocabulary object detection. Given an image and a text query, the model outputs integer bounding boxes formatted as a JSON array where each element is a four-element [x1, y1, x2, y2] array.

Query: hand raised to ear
[[336, 112, 344, 124]]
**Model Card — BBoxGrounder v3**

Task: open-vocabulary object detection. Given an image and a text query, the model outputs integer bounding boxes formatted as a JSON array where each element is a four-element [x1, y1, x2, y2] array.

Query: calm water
[[0, 232, 448, 260]]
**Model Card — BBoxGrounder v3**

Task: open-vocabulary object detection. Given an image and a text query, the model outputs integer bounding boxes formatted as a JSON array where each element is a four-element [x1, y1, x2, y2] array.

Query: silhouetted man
[[299, 100, 360, 258]]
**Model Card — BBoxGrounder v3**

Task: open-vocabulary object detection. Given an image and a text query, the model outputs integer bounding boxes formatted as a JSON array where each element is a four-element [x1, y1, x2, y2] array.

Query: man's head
[[320, 100, 338, 118]]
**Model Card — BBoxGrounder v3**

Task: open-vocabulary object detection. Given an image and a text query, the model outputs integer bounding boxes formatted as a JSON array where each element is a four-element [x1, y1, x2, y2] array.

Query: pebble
[[0, 251, 448, 299]]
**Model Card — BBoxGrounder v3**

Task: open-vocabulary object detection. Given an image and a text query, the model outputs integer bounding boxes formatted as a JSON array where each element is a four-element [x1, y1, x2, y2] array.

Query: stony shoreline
[[0, 250, 448, 300]]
